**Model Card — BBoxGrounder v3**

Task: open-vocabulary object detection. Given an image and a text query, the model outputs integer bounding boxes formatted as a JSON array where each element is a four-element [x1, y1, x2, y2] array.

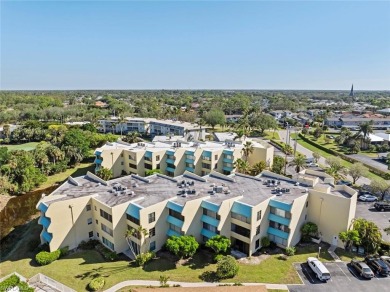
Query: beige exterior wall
[[181, 198, 205, 242], [287, 194, 309, 247], [249, 200, 270, 254]]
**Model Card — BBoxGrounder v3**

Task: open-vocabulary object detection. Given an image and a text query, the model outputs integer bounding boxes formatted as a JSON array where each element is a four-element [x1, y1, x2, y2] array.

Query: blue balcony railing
[[167, 215, 184, 228], [269, 200, 292, 212], [268, 213, 291, 226], [167, 229, 181, 237], [185, 167, 195, 172], [267, 227, 289, 240], [201, 228, 217, 239], [42, 230, 53, 243]]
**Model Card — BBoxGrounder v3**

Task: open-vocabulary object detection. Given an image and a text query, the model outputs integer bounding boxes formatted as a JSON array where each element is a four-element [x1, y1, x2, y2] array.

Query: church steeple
[[349, 84, 354, 97]]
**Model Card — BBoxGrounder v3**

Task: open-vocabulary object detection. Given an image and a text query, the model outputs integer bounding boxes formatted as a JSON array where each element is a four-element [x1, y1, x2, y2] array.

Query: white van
[[307, 257, 331, 282]]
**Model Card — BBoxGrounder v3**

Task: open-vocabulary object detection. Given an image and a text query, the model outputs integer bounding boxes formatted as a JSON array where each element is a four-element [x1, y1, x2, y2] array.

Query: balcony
[[269, 199, 292, 212], [185, 158, 195, 164], [267, 227, 289, 240], [38, 203, 48, 213], [167, 215, 184, 228], [167, 229, 181, 237], [223, 165, 233, 172], [42, 230, 53, 242], [166, 158, 175, 164], [39, 216, 51, 228], [185, 166, 195, 172], [201, 228, 217, 239], [223, 157, 233, 163], [201, 200, 220, 213], [94, 158, 103, 165], [268, 213, 291, 226], [167, 201, 184, 213], [201, 215, 219, 227], [166, 166, 176, 173]]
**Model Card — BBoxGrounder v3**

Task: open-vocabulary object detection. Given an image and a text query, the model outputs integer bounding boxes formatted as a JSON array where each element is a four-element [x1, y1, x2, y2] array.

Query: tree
[[312, 152, 320, 163], [251, 161, 266, 175], [125, 226, 149, 257], [339, 230, 360, 250], [62, 145, 83, 166], [205, 235, 231, 255], [0, 147, 9, 166], [242, 141, 254, 161], [348, 163, 368, 184], [166, 235, 199, 259], [216, 255, 239, 279], [283, 144, 293, 155], [352, 218, 382, 253], [301, 128, 308, 136], [357, 121, 374, 150], [313, 127, 323, 139], [2, 124, 11, 139], [289, 154, 306, 173], [233, 158, 250, 174], [96, 167, 113, 181], [370, 179, 390, 201], [145, 169, 161, 176], [301, 222, 318, 242], [249, 113, 278, 134], [325, 156, 346, 179], [62, 129, 90, 158], [123, 132, 141, 143], [203, 109, 225, 130], [271, 156, 285, 175]]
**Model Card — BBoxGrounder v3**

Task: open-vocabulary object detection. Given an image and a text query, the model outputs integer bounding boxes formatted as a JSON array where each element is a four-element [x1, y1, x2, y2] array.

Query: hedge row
[[298, 133, 390, 180]]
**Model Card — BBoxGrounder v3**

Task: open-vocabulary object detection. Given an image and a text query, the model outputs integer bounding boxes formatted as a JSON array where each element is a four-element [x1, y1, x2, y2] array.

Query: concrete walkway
[[104, 280, 289, 292], [328, 245, 342, 262]]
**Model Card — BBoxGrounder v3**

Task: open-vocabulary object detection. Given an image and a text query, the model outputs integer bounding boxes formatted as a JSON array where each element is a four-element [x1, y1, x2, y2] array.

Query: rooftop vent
[[295, 182, 300, 186]]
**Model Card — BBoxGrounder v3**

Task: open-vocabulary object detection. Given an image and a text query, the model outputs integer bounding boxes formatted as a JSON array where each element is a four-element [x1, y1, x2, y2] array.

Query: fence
[[29, 273, 76, 292]]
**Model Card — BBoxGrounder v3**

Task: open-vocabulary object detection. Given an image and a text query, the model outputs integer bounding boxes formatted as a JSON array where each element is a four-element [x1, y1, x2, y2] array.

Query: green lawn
[[263, 131, 280, 141], [292, 135, 384, 181], [334, 248, 364, 262], [37, 163, 95, 190], [4, 142, 39, 151], [0, 230, 335, 292]]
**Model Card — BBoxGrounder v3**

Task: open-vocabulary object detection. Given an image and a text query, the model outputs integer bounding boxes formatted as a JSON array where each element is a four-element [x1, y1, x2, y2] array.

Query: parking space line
[[336, 264, 351, 281], [302, 266, 314, 283]]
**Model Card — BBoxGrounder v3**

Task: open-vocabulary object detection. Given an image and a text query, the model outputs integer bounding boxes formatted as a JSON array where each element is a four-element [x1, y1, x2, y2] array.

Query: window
[[231, 223, 250, 238], [202, 163, 211, 169], [257, 210, 262, 221], [156, 155, 160, 161], [148, 212, 156, 223], [121, 161, 124, 165], [306, 201, 309, 208], [231, 211, 251, 224], [144, 163, 153, 170], [214, 163, 218, 170], [100, 209, 112, 222], [169, 209, 184, 221], [149, 228, 156, 237], [96, 219, 98, 224], [126, 214, 140, 225], [255, 239, 260, 249], [215, 154, 218, 160], [150, 241, 156, 251], [156, 163, 160, 170], [97, 232, 100, 238], [305, 214, 307, 220], [102, 237, 115, 250], [129, 163, 137, 169], [121, 153, 124, 157], [127, 225, 140, 239], [89, 231, 93, 238], [86, 204, 91, 211], [256, 225, 260, 235], [101, 223, 113, 236], [94, 206, 97, 211], [87, 218, 92, 225], [203, 222, 217, 233]]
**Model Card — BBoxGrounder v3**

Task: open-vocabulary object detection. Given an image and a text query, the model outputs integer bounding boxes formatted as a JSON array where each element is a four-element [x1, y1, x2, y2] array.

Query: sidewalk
[[104, 280, 289, 292]]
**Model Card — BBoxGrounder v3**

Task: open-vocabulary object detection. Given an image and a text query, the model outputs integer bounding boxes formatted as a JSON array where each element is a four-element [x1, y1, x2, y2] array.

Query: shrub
[[135, 251, 155, 267], [261, 236, 270, 248], [78, 239, 100, 250], [88, 277, 105, 291], [59, 246, 69, 257], [0, 275, 20, 291], [159, 275, 170, 287], [301, 222, 318, 242], [35, 250, 61, 265], [205, 235, 231, 255], [216, 255, 239, 279], [213, 254, 224, 263], [285, 247, 296, 256], [278, 254, 288, 261], [95, 243, 118, 261], [269, 241, 277, 249]]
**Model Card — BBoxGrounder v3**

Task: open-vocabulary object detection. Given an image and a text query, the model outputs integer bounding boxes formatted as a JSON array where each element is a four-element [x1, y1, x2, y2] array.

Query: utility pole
[[293, 128, 298, 157], [284, 123, 289, 175]]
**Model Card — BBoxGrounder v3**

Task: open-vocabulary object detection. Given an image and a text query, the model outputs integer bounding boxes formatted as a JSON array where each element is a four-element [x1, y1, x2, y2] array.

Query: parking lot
[[289, 261, 390, 291], [355, 201, 390, 242]]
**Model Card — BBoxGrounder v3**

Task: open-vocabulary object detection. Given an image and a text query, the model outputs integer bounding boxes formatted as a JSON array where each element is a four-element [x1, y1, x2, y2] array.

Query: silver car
[[358, 195, 378, 202], [350, 259, 374, 279]]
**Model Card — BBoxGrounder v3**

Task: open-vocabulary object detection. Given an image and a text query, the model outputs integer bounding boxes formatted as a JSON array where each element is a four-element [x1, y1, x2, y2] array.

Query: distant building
[[94, 139, 274, 178], [0, 124, 20, 139], [378, 108, 390, 116], [349, 84, 354, 97], [325, 117, 390, 130]]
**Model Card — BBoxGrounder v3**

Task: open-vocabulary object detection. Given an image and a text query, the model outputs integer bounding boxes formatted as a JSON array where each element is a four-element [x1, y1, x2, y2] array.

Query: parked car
[[336, 180, 353, 186], [306, 162, 319, 167], [358, 195, 379, 202], [380, 256, 390, 268], [365, 256, 389, 276], [326, 135, 335, 139], [350, 259, 374, 279], [374, 201, 390, 211], [307, 257, 331, 282]]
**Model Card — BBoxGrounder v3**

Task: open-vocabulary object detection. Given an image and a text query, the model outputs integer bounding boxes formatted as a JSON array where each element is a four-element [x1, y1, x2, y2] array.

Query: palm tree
[[312, 152, 320, 163], [96, 167, 113, 180], [124, 132, 141, 143], [242, 141, 254, 161], [289, 154, 306, 173], [125, 226, 149, 257], [356, 121, 373, 150], [251, 161, 266, 175], [46, 145, 64, 165], [62, 145, 83, 165], [234, 158, 250, 174]]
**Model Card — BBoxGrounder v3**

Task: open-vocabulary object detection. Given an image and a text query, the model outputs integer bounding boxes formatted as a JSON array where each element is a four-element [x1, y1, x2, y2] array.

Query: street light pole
[[318, 246, 321, 259]]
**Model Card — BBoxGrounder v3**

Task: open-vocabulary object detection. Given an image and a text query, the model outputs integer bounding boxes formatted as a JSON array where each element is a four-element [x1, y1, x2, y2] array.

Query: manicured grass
[[4, 142, 39, 151], [37, 163, 95, 190], [0, 239, 335, 291], [334, 248, 364, 262], [263, 131, 280, 141]]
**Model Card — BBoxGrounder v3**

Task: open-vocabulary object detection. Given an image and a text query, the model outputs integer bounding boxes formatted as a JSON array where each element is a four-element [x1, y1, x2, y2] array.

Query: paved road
[[349, 154, 389, 172], [104, 280, 287, 292], [278, 130, 371, 186]]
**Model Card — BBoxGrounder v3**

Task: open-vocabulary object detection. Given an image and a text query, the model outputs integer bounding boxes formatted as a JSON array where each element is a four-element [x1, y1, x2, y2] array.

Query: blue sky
[[1, 1, 389, 90]]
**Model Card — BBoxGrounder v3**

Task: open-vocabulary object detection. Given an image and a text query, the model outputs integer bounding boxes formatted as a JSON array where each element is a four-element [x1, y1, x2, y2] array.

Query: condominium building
[[97, 117, 207, 140], [94, 139, 274, 178], [36, 169, 357, 257]]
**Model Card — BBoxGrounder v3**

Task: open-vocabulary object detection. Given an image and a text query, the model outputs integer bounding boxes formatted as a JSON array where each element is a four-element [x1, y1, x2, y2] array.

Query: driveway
[[355, 201, 390, 242], [349, 154, 389, 172], [289, 261, 390, 291]]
